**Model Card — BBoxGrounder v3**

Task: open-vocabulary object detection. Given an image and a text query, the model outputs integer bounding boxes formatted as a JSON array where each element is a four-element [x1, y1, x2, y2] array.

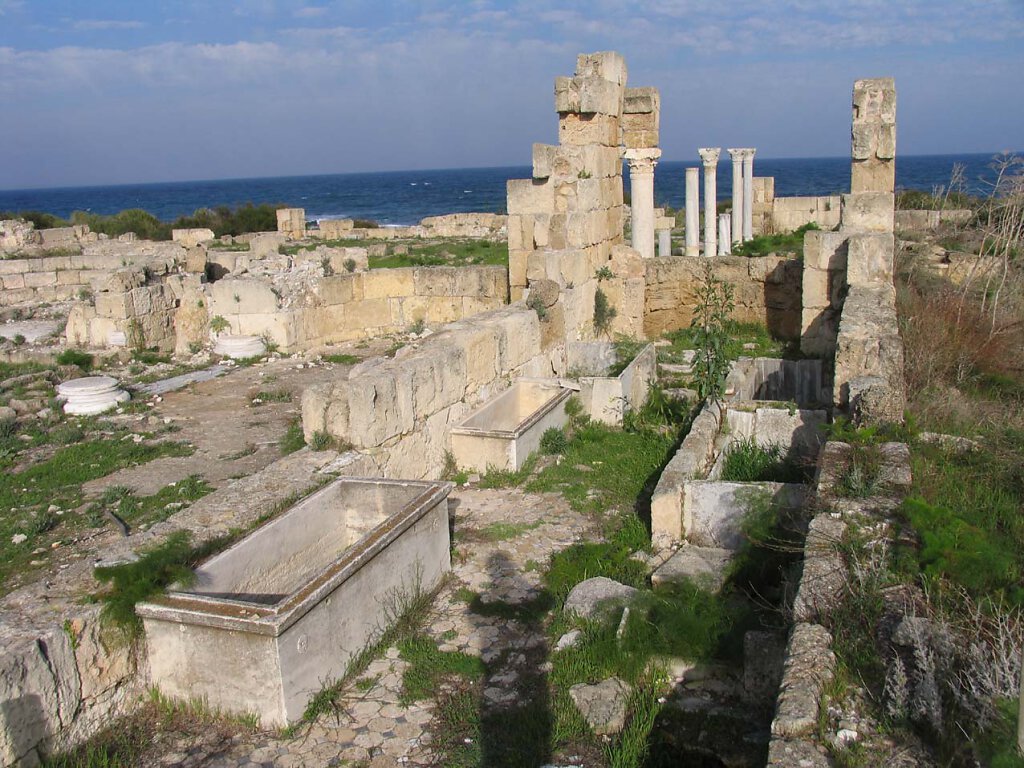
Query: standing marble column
[[658, 228, 671, 257], [624, 149, 661, 259], [727, 149, 744, 245], [718, 214, 731, 256], [684, 167, 700, 257], [742, 148, 756, 241], [698, 148, 721, 257]]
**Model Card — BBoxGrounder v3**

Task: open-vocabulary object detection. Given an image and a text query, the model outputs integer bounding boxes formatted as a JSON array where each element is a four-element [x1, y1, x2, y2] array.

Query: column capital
[[624, 147, 661, 173], [698, 147, 721, 166], [727, 148, 745, 162], [728, 147, 756, 160]]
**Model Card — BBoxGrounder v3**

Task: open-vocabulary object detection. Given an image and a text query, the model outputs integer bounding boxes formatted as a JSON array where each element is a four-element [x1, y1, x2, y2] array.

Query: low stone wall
[[772, 195, 842, 233], [894, 208, 972, 231], [0, 241, 184, 309], [725, 357, 829, 407], [206, 265, 509, 352], [302, 304, 558, 479], [312, 213, 507, 242], [643, 254, 802, 341], [767, 441, 912, 765]]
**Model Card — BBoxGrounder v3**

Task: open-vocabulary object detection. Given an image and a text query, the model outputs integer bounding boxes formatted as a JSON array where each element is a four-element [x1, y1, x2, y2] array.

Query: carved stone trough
[[449, 379, 571, 472], [567, 341, 657, 425], [136, 477, 452, 726]]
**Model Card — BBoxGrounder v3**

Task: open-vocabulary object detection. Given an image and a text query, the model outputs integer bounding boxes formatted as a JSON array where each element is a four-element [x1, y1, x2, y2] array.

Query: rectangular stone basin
[[450, 379, 571, 472], [136, 477, 452, 726], [568, 341, 657, 425]]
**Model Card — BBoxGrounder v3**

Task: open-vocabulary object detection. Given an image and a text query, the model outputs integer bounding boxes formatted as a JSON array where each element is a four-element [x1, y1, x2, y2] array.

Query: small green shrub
[[593, 287, 617, 336], [720, 438, 809, 483], [322, 353, 359, 365], [279, 420, 305, 455], [526, 290, 548, 320], [540, 427, 568, 455], [56, 349, 95, 371], [209, 316, 229, 334], [308, 430, 337, 451], [343, 258, 356, 273]]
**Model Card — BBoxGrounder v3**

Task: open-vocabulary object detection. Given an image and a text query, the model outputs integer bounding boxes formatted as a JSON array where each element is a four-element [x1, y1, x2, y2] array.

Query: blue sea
[[0, 153, 1009, 227]]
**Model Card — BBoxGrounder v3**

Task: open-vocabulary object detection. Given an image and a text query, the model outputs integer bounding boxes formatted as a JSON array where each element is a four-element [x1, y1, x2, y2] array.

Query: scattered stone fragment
[[563, 577, 638, 620], [569, 677, 631, 735]]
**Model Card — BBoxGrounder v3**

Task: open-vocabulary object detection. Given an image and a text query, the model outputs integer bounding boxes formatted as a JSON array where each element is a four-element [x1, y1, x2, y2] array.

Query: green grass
[[659, 320, 793, 365], [398, 634, 485, 704], [544, 516, 649, 605], [899, 435, 1024, 607], [85, 474, 213, 532], [732, 222, 820, 257], [0, 437, 194, 592], [369, 239, 508, 269], [719, 437, 810, 483], [55, 349, 95, 371], [278, 419, 305, 455], [251, 388, 292, 404], [526, 420, 675, 516]]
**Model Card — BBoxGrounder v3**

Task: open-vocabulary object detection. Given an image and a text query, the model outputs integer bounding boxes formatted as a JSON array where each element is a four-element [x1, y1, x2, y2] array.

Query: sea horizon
[[1, 151, 1016, 227]]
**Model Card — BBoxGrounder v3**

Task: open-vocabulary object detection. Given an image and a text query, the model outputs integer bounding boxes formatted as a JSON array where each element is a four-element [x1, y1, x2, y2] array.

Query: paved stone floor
[[155, 487, 600, 767]]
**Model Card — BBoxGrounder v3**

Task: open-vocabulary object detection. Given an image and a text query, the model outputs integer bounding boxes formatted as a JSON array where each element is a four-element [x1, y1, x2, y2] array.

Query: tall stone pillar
[[727, 149, 744, 245], [698, 148, 721, 257], [718, 214, 731, 256], [658, 229, 671, 257], [851, 78, 896, 194], [742, 148, 756, 242], [684, 167, 700, 257], [625, 149, 661, 259]]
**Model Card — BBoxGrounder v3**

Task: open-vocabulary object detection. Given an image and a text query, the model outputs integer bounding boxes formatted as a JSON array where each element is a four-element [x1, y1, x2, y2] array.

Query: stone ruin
[[0, 51, 913, 765]]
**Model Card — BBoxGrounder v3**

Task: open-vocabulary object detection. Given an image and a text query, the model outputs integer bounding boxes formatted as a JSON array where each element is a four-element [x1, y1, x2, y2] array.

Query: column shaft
[[728, 150, 743, 244], [718, 214, 731, 256], [684, 167, 700, 257], [743, 150, 756, 241], [698, 148, 721, 257], [625, 149, 661, 259]]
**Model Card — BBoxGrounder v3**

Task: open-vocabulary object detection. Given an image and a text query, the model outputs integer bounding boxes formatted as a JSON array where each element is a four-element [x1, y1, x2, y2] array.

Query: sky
[[0, 0, 1022, 190]]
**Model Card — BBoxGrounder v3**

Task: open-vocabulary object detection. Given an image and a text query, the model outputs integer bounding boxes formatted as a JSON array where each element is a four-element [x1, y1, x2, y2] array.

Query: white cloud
[[294, 5, 328, 18], [71, 19, 146, 31]]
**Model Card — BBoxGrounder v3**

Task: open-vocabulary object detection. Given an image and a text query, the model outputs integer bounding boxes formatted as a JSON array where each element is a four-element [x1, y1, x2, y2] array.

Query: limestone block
[[235, 311, 298, 349], [0, 629, 82, 766], [578, 76, 624, 116], [55, 269, 83, 286], [209, 279, 279, 315], [276, 208, 306, 239], [846, 233, 894, 287], [575, 51, 628, 86], [94, 292, 132, 319], [88, 317, 120, 347], [852, 161, 896, 195], [421, 297, 464, 325], [840, 193, 894, 233], [317, 218, 354, 239], [508, 249, 528, 290], [171, 228, 215, 248], [558, 113, 620, 147], [40, 256, 72, 271], [412, 267, 456, 297], [38, 226, 79, 248], [507, 179, 555, 216], [362, 269, 415, 300], [315, 274, 359, 305], [532, 143, 558, 179], [64, 304, 96, 345], [345, 298, 391, 331], [554, 75, 581, 113], [0, 260, 28, 276], [174, 291, 210, 355], [507, 215, 534, 254], [0, 288, 36, 306], [344, 366, 417, 447], [249, 233, 288, 259], [449, 325, 500, 391], [23, 271, 57, 288], [802, 231, 848, 272], [623, 86, 659, 115], [2, 274, 25, 290]]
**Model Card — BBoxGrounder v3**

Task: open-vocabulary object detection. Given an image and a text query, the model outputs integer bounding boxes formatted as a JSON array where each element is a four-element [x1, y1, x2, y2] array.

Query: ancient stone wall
[[643, 254, 803, 340], [507, 52, 653, 342], [312, 213, 507, 241], [748, 181, 841, 235], [205, 265, 508, 352], [0, 238, 183, 309], [302, 304, 557, 479]]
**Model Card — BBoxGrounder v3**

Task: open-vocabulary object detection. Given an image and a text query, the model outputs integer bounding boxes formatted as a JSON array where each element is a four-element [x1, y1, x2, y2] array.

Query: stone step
[[652, 545, 733, 593], [659, 362, 692, 376]]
